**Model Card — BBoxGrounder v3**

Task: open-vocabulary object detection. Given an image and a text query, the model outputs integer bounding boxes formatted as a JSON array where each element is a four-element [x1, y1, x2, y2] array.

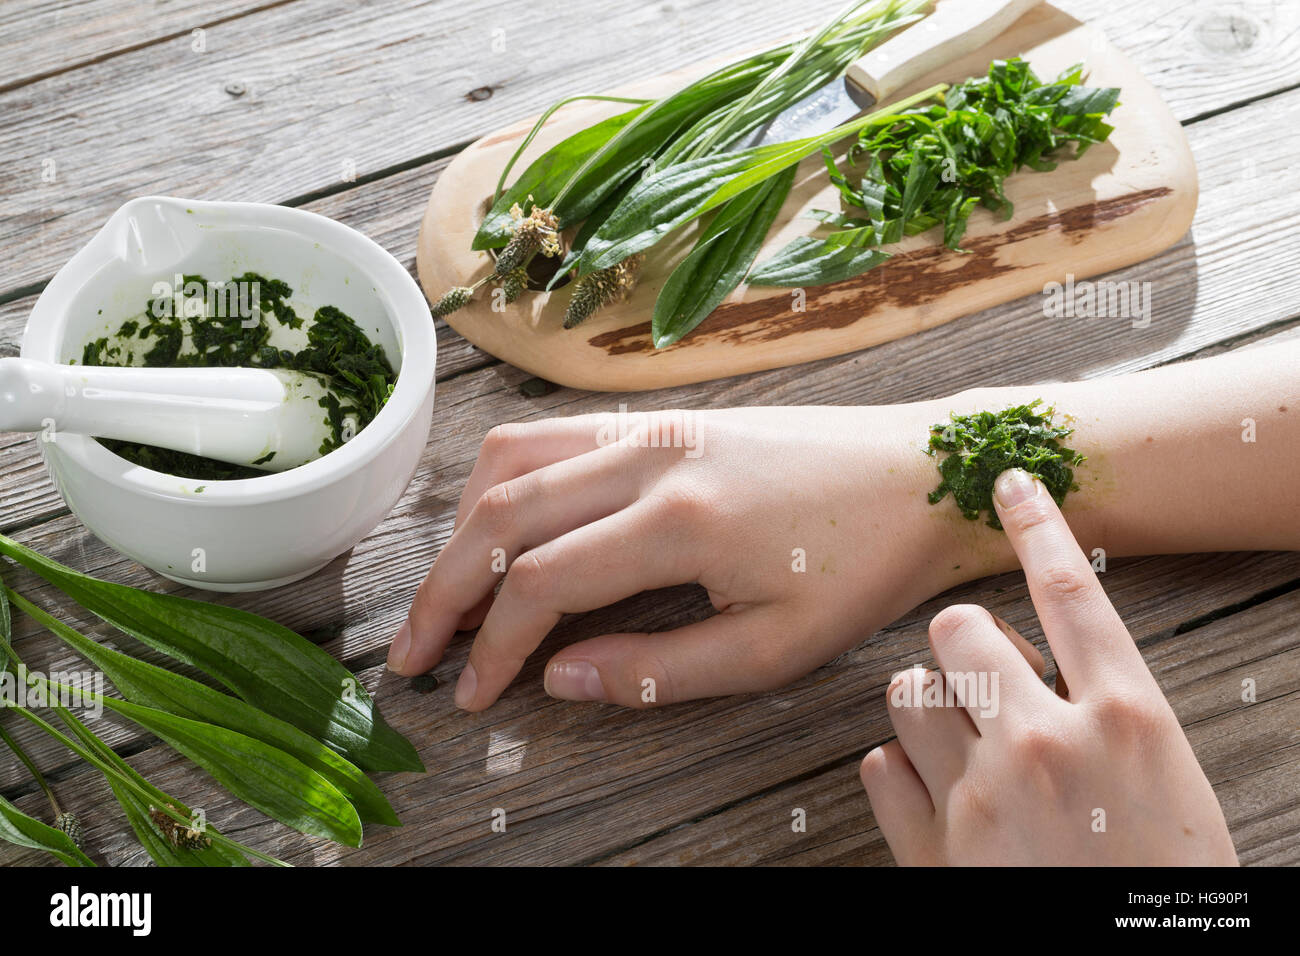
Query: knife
[[749, 0, 1043, 147]]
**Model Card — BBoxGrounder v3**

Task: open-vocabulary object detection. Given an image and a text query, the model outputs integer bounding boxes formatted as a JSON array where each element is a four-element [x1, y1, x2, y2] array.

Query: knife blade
[[745, 77, 879, 149], [748, 0, 1042, 148]]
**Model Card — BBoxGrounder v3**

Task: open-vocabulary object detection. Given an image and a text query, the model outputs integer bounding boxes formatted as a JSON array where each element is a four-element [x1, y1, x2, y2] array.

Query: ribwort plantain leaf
[[748, 236, 890, 287], [0, 534, 423, 774], [652, 164, 796, 348], [10, 589, 399, 827], [57, 708, 250, 867], [91, 697, 364, 847], [476, 2, 933, 339]]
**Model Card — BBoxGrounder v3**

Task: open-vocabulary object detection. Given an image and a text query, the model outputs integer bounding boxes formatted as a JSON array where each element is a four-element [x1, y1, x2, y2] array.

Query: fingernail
[[387, 621, 411, 673], [994, 468, 1038, 509], [454, 662, 477, 710], [544, 661, 605, 702]]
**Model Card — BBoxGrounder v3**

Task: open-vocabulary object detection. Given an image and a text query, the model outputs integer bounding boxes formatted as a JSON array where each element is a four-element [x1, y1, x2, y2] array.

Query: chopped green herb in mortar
[[82, 274, 396, 481], [926, 400, 1085, 530]]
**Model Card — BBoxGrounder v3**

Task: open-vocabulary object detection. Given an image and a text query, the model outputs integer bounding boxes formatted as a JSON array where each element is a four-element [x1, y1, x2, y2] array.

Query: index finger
[[992, 468, 1148, 696], [454, 415, 615, 530]]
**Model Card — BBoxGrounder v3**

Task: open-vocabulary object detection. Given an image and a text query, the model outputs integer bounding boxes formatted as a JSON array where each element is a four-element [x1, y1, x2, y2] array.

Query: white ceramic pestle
[[0, 356, 346, 472]]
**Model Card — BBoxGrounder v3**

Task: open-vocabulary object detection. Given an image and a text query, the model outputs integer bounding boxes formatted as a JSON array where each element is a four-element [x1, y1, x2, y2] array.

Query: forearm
[[919, 339, 1300, 579]]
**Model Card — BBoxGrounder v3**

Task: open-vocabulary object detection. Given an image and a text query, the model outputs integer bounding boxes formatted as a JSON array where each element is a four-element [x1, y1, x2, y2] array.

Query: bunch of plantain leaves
[[0, 534, 421, 866], [450, 0, 942, 347]]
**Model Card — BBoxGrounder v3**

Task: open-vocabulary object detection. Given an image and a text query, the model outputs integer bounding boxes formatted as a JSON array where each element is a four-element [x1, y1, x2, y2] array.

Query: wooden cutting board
[[416, 3, 1196, 392]]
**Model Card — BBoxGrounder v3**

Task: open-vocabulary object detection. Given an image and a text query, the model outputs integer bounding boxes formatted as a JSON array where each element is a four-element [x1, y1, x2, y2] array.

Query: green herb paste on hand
[[80, 273, 396, 481], [926, 400, 1085, 530]]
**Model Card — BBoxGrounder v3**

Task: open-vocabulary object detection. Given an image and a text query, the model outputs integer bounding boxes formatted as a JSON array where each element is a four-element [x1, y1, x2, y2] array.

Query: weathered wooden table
[[1, 0, 1297, 866]]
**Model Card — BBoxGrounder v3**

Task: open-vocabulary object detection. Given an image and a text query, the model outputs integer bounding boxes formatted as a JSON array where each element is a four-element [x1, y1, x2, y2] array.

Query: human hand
[[387, 404, 973, 710], [859, 468, 1238, 865]]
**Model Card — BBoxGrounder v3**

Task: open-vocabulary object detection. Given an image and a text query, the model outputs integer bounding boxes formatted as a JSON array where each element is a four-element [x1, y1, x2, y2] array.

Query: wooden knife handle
[[847, 0, 1043, 103]]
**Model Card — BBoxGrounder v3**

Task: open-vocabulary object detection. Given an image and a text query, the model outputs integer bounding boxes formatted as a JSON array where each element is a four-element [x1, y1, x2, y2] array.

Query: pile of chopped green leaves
[[926, 400, 1085, 530], [437, 0, 943, 347], [749, 57, 1120, 286], [82, 273, 395, 479]]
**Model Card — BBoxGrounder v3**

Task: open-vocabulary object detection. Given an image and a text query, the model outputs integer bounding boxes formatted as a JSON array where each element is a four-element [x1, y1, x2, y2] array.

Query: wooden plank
[[4, 155, 1299, 738], [3, 207, 1300, 691], [1062, 0, 1300, 121], [0, 0, 284, 91], [4, 0, 1300, 297]]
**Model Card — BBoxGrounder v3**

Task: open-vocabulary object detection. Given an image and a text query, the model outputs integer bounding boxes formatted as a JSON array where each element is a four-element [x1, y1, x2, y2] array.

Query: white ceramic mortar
[[21, 196, 436, 591]]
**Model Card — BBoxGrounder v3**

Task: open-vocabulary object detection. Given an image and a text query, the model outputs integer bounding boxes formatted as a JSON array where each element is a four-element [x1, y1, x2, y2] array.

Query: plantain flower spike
[[55, 812, 86, 851], [149, 804, 213, 851], [563, 255, 644, 329], [432, 286, 473, 318], [501, 267, 529, 304], [495, 197, 560, 277]]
